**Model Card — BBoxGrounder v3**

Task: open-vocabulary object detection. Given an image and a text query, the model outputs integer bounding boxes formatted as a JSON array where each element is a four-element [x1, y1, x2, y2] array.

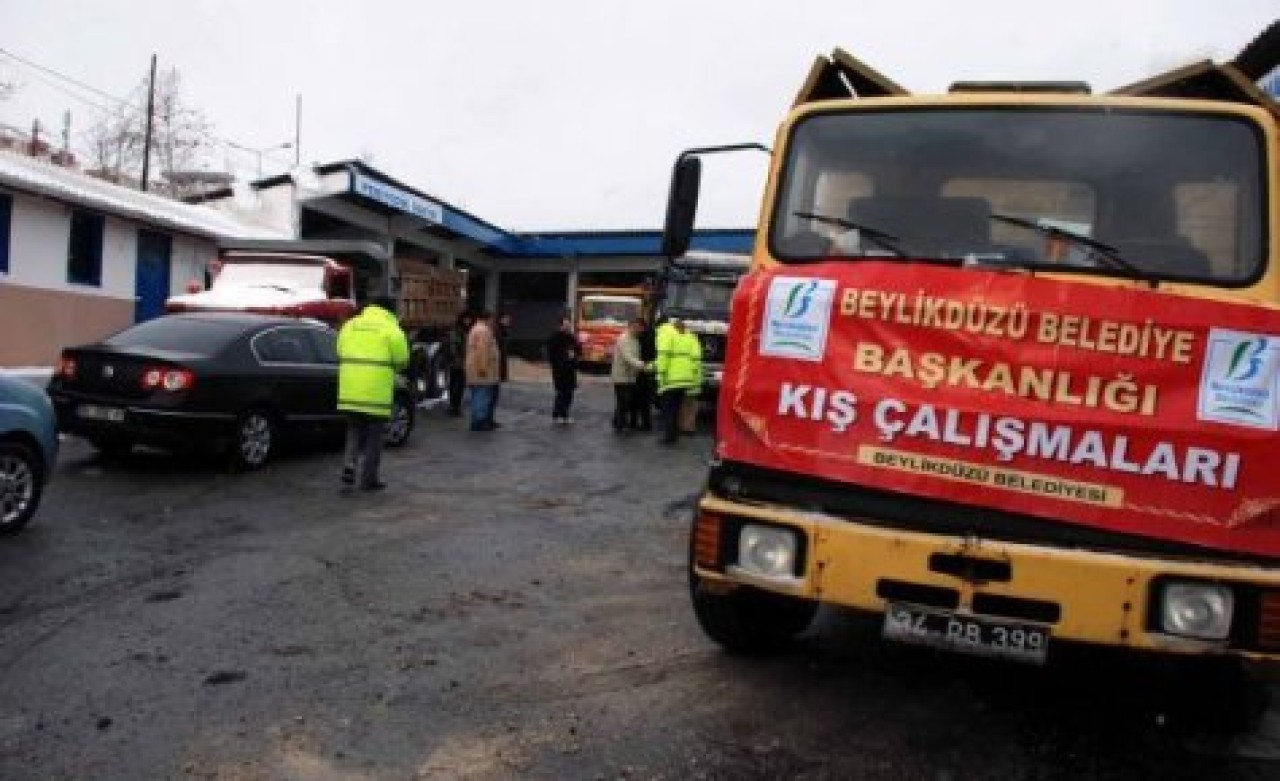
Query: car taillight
[[57, 354, 77, 379], [141, 367, 195, 391]]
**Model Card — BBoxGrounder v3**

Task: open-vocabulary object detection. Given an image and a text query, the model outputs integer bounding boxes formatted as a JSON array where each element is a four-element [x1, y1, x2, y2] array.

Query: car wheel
[[88, 435, 132, 458], [384, 396, 415, 448], [231, 409, 275, 471], [0, 441, 44, 534]]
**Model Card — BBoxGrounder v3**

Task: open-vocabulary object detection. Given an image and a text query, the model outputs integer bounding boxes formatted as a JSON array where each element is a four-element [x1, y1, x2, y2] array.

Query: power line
[[0, 47, 138, 108], [2, 47, 299, 178]]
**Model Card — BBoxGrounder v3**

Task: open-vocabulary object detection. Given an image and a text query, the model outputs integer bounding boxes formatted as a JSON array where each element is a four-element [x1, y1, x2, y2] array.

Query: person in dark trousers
[[632, 318, 656, 431], [446, 312, 474, 416], [655, 318, 702, 445], [611, 318, 648, 431], [465, 311, 501, 431], [546, 315, 580, 424], [497, 312, 512, 383], [494, 311, 511, 409], [337, 296, 409, 492]]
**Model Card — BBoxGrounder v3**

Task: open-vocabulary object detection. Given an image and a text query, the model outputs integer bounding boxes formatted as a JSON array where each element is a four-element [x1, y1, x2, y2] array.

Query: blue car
[[0, 375, 59, 533]]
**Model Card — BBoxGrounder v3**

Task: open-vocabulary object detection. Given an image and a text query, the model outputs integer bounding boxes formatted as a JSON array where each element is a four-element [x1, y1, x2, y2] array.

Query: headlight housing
[[733, 524, 799, 580], [1159, 582, 1234, 641]]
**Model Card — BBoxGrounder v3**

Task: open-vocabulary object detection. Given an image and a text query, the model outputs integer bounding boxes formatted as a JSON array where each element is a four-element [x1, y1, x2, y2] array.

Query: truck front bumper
[[693, 493, 1280, 660]]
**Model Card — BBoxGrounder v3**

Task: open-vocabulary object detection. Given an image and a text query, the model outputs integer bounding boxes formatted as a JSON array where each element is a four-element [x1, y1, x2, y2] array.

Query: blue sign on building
[[352, 172, 444, 225]]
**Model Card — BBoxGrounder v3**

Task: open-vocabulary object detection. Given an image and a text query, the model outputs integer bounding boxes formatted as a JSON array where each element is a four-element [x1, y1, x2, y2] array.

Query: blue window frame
[[67, 209, 104, 286]]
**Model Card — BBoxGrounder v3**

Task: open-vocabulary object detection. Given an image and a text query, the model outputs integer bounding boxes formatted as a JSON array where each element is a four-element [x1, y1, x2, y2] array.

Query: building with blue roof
[[190, 160, 753, 348]]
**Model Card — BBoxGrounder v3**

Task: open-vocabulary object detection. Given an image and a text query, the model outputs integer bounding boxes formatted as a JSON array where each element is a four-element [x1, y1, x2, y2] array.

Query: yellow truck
[[665, 31, 1280, 663]]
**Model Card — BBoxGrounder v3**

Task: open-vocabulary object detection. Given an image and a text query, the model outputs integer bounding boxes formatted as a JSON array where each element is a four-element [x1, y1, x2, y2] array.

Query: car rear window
[[106, 317, 248, 355]]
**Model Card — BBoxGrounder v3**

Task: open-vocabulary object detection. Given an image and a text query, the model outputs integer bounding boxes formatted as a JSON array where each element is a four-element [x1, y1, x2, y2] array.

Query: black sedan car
[[47, 313, 415, 470]]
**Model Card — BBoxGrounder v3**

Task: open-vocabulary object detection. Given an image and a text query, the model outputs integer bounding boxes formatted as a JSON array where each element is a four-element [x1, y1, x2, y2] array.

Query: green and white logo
[[1198, 328, 1280, 430], [761, 276, 837, 361]]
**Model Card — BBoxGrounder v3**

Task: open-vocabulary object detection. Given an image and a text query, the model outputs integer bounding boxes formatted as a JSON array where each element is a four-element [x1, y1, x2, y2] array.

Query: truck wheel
[[689, 571, 817, 655], [230, 409, 275, 471], [0, 441, 43, 534]]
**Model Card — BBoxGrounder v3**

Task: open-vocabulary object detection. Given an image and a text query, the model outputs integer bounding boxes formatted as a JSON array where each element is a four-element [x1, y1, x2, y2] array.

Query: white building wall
[[100, 216, 137, 299], [170, 234, 216, 294], [205, 181, 298, 236], [7, 194, 72, 291], [3, 189, 221, 301]]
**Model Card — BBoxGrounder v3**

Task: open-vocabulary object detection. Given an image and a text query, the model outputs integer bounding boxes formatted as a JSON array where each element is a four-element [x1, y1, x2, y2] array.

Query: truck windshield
[[666, 280, 736, 315], [770, 107, 1266, 284], [581, 297, 641, 325], [216, 259, 327, 290]]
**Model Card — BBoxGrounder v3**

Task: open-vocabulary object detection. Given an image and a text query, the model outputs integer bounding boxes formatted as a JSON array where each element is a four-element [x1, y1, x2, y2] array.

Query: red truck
[[166, 245, 467, 407], [165, 252, 358, 325]]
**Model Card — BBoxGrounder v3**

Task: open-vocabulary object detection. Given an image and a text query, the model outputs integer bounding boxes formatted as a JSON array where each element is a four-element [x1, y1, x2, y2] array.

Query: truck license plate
[[882, 602, 1049, 665], [77, 404, 125, 423]]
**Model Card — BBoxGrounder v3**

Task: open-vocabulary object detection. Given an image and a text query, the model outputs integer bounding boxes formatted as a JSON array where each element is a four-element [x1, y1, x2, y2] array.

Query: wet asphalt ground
[[1, 379, 1279, 780]]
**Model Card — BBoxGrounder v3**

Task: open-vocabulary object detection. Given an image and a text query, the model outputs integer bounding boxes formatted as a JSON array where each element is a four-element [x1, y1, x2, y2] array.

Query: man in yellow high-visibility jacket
[[337, 296, 409, 492], [655, 318, 702, 444]]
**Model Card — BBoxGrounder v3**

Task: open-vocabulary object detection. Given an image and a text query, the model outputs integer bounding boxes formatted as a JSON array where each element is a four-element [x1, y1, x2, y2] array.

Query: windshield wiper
[[251, 283, 296, 293], [793, 211, 905, 257], [989, 213, 1148, 278]]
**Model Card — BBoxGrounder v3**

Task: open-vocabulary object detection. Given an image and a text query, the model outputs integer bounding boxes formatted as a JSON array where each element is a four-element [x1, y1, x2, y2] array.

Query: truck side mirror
[[661, 155, 702, 260]]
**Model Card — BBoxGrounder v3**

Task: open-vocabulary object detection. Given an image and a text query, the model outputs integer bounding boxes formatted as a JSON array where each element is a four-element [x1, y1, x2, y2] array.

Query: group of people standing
[[333, 299, 707, 495], [445, 310, 704, 444]]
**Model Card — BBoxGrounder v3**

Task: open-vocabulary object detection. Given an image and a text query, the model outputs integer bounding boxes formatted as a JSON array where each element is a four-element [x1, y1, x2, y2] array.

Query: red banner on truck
[[718, 261, 1280, 558]]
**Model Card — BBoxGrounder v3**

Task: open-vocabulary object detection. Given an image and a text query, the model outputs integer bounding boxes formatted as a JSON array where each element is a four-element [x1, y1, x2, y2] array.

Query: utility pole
[[294, 94, 302, 166], [140, 54, 157, 191]]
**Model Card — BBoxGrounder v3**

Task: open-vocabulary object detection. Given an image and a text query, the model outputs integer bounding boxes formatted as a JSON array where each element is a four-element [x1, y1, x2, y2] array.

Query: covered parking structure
[[191, 160, 752, 355]]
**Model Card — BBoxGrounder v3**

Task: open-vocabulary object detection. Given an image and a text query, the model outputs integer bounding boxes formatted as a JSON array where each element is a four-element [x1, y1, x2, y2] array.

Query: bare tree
[[85, 106, 144, 182], [150, 69, 213, 184], [83, 67, 214, 190]]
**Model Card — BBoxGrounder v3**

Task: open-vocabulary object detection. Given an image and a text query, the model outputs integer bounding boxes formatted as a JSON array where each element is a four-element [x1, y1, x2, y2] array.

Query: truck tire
[[689, 536, 817, 655]]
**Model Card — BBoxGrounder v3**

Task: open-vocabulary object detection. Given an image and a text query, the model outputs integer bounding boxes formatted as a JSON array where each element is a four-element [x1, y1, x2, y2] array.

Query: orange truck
[[574, 286, 646, 367], [664, 29, 1280, 665]]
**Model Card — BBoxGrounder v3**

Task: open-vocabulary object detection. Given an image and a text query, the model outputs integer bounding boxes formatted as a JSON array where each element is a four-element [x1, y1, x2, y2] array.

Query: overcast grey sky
[[1, 1, 1276, 231]]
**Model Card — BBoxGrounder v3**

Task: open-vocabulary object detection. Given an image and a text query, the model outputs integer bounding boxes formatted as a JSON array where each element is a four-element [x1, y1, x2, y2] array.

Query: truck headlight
[[736, 524, 798, 579], [1160, 582, 1233, 641]]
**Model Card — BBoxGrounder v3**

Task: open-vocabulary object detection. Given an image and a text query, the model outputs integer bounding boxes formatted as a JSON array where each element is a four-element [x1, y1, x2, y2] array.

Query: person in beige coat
[[465, 311, 501, 431], [611, 318, 648, 431]]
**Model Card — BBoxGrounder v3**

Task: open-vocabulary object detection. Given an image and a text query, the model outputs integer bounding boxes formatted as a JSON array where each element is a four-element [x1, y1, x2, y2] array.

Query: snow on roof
[[0, 149, 283, 240]]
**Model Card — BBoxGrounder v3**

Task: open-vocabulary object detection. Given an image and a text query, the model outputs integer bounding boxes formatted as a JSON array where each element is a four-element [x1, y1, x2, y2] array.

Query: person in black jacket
[[631, 318, 656, 430], [446, 312, 474, 416], [546, 315, 580, 424]]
